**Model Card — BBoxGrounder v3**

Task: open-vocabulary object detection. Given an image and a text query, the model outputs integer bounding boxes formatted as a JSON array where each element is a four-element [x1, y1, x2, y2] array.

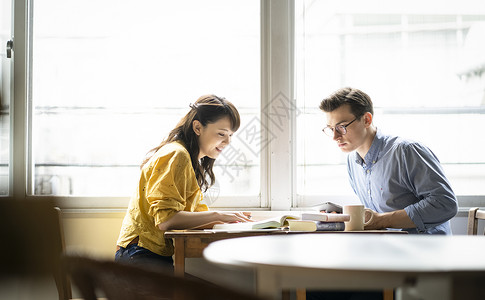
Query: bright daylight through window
[[4, 0, 485, 208], [296, 0, 485, 204], [31, 0, 260, 206], [0, 0, 11, 196]]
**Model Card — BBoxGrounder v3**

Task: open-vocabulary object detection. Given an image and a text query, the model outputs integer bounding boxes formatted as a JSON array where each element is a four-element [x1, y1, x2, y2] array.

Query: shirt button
[[368, 190, 371, 194], [366, 170, 370, 173], [372, 161, 376, 164]]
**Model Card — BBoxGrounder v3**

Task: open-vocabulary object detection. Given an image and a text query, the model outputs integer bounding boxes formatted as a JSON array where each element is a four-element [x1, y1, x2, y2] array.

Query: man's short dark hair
[[319, 87, 374, 117]]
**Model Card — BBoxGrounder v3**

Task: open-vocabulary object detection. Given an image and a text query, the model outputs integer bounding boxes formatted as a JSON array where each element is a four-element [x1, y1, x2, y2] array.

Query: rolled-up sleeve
[[194, 203, 209, 212], [144, 150, 199, 226], [402, 143, 458, 232]]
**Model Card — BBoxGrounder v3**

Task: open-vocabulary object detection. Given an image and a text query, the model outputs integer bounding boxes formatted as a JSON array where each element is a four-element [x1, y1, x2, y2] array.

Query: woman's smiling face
[[193, 116, 234, 160]]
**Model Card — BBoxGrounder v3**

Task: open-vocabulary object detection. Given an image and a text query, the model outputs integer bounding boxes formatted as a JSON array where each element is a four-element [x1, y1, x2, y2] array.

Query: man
[[319, 87, 457, 234]]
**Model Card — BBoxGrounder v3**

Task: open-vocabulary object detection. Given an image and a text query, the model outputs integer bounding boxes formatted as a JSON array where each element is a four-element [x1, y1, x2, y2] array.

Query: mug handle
[[364, 208, 374, 226]]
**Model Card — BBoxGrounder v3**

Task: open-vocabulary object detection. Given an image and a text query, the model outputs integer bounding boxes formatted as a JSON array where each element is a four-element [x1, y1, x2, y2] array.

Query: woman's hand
[[217, 211, 253, 223]]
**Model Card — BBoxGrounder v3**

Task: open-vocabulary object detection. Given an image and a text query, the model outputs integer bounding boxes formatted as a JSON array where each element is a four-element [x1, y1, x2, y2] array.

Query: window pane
[[296, 0, 485, 201], [0, 0, 11, 196], [32, 0, 260, 200]]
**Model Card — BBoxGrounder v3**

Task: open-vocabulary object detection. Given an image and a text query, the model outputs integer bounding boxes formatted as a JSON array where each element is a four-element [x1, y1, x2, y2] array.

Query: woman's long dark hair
[[141, 95, 240, 192]]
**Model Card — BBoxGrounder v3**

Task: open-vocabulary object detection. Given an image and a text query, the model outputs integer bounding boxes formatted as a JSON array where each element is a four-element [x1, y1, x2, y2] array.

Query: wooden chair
[[0, 199, 72, 300], [53, 206, 73, 300], [467, 207, 485, 235], [63, 255, 267, 300]]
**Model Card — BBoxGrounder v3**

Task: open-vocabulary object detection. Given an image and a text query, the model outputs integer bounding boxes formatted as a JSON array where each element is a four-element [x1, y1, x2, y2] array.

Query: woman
[[115, 95, 251, 270]]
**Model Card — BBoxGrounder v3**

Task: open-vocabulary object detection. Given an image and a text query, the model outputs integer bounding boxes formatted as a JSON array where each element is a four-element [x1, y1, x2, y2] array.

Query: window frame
[[9, 0, 485, 212]]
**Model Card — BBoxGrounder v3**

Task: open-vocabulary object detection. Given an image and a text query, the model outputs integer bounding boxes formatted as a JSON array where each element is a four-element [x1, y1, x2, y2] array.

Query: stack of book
[[287, 212, 350, 232]]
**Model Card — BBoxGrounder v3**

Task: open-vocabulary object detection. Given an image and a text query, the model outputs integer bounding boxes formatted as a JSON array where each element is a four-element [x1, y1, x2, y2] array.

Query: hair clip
[[189, 103, 199, 110]]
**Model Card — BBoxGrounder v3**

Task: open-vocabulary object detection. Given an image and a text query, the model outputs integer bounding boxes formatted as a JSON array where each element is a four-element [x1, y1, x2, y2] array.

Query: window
[[30, 0, 260, 206], [9, 0, 485, 209], [296, 0, 485, 206], [0, 0, 11, 196]]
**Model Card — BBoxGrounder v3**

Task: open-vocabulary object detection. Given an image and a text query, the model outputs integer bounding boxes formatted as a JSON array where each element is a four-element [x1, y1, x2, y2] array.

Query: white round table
[[203, 234, 485, 300]]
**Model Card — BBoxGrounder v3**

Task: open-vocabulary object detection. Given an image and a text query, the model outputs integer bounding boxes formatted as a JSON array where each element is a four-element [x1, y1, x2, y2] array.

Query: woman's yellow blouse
[[116, 141, 208, 256]]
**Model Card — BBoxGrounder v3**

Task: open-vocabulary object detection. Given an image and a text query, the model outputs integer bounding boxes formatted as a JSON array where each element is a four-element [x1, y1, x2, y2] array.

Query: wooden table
[[203, 234, 485, 300], [165, 229, 289, 276], [164, 229, 405, 300], [164, 229, 405, 276]]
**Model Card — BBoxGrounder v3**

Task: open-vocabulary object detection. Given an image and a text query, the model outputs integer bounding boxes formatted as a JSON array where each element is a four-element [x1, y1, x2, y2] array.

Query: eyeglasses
[[322, 117, 358, 137]]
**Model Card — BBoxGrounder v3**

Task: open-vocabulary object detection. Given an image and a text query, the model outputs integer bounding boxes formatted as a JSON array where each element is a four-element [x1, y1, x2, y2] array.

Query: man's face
[[324, 104, 367, 153]]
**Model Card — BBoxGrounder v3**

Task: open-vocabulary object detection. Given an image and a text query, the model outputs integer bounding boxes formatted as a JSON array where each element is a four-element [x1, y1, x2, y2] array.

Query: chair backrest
[[467, 207, 485, 235], [53, 206, 73, 300], [0, 199, 72, 300], [0, 198, 59, 276], [64, 255, 267, 300]]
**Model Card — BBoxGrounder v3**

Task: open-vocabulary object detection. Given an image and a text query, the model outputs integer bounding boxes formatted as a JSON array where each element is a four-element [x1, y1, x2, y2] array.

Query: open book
[[211, 214, 300, 231], [288, 220, 345, 232]]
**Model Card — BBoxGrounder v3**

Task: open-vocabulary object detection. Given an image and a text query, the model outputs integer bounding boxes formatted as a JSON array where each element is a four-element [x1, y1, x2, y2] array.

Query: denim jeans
[[115, 243, 174, 273]]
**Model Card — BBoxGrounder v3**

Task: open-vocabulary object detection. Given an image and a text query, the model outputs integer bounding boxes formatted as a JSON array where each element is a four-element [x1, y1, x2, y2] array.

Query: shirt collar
[[355, 128, 384, 166]]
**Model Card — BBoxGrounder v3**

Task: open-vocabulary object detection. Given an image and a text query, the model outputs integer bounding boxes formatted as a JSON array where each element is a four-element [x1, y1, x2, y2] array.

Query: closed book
[[301, 212, 350, 222], [288, 220, 345, 232]]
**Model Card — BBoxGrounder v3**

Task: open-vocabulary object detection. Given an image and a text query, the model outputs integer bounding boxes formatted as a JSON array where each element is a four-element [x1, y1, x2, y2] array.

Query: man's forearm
[[368, 209, 416, 230]]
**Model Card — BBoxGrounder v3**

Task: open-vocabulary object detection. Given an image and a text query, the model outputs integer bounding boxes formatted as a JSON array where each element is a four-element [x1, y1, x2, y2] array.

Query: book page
[[211, 214, 301, 231]]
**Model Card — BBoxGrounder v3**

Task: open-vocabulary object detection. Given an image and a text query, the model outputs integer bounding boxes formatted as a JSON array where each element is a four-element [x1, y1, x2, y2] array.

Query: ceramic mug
[[343, 204, 374, 231]]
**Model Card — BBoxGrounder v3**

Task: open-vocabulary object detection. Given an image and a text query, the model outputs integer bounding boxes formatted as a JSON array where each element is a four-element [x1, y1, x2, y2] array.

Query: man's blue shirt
[[347, 129, 458, 234]]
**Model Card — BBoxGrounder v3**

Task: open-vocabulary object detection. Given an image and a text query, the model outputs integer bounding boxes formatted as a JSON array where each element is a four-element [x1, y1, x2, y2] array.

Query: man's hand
[[363, 209, 382, 230]]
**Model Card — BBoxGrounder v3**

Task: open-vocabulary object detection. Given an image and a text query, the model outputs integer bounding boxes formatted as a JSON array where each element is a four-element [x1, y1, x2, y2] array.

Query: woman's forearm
[[158, 210, 251, 231]]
